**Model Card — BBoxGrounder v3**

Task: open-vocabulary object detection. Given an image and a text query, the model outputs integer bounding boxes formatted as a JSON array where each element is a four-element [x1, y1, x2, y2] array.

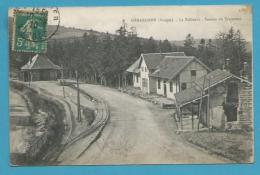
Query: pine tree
[[184, 33, 197, 56], [216, 27, 249, 76], [160, 39, 172, 52], [143, 37, 158, 53]]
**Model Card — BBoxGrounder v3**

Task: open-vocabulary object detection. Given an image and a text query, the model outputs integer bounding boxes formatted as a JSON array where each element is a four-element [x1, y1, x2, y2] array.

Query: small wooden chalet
[[20, 54, 61, 81], [174, 69, 253, 131]]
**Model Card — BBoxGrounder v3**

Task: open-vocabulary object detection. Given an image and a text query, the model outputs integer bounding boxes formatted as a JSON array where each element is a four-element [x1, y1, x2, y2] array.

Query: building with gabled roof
[[174, 69, 253, 130], [20, 54, 61, 81], [126, 57, 141, 88], [150, 55, 210, 100], [126, 52, 187, 94], [126, 52, 210, 98], [141, 52, 186, 71]]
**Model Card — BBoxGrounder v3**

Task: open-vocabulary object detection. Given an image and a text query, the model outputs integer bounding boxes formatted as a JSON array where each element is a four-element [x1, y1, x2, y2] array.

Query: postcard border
[[0, 0, 260, 175]]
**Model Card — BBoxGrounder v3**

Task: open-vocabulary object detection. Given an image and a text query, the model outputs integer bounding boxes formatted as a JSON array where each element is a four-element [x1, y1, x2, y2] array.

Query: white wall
[[156, 78, 164, 95], [140, 57, 150, 93], [149, 77, 157, 94], [166, 80, 178, 100], [133, 73, 141, 88], [155, 60, 208, 100], [156, 79, 177, 100]]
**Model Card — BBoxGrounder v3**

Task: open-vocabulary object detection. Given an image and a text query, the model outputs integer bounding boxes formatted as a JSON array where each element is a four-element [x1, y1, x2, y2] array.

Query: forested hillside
[[9, 18, 252, 86]]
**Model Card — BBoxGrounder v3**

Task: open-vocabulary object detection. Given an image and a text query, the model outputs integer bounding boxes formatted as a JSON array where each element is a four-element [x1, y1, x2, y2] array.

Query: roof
[[150, 56, 210, 80], [21, 54, 61, 70], [126, 57, 141, 73], [175, 69, 251, 107], [151, 56, 194, 80], [142, 52, 186, 70], [194, 69, 233, 89], [175, 85, 203, 107]]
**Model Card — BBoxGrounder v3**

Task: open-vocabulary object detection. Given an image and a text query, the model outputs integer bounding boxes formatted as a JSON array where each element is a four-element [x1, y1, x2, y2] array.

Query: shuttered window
[[181, 83, 187, 90], [191, 70, 196, 77]]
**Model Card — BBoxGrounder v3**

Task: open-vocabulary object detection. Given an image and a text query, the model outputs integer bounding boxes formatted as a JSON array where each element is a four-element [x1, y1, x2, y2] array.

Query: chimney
[[242, 61, 249, 80], [223, 58, 230, 72]]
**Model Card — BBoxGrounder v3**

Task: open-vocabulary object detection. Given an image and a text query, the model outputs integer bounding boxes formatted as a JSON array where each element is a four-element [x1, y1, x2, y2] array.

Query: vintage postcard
[[9, 5, 253, 166]]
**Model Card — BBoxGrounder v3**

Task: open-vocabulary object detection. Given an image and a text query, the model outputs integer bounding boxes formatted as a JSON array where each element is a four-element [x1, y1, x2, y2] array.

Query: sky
[[10, 5, 253, 41]]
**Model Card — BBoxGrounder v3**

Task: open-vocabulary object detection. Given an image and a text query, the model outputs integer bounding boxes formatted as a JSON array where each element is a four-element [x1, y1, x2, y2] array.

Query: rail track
[[41, 84, 109, 163]]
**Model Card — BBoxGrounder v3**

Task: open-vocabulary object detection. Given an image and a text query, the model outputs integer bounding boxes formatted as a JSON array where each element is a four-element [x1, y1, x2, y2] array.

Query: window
[[191, 70, 196, 77], [181, 83, 187, 90], [170, 81, 173, 92], [158, 79, 161, 89], [136, 75, 139, 83], [145, 67, 147, 72], [142, 67, 144, 72]]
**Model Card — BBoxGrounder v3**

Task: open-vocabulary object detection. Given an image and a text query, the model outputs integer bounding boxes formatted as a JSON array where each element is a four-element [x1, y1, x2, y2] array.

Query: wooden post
[[61, 65, 65, 98], [191, 102, 194, 130], [118, 74, 121, 89], [207, 79, 211, 130], [29, 71, 32, 87], [180, 108, 183, 130], [198, 76, 206, 131], [76, 70, 81, 122], [23, 72, 25, 81]]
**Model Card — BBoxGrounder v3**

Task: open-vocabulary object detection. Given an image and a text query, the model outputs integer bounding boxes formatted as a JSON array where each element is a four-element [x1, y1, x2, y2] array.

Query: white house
[[126, 52, 187, 94], [150, 56, 210, 100], [126, 57, 141, 88]]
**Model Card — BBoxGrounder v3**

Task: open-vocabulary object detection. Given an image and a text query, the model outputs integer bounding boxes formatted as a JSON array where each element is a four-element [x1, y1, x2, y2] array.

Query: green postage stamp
[[12, 9, 48, 53]]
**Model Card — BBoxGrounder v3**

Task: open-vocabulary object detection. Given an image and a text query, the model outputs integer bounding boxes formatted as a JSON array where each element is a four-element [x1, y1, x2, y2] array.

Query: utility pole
[[191, 101, 194, 130], [118, 74, 121, 89], [28, 72, 31, 87], [76, 70, 81, 122], [61, 65, 65, 98], [198, 76, 206, 131], [207, 77, 213, 130], [29, 72, 33, 87]]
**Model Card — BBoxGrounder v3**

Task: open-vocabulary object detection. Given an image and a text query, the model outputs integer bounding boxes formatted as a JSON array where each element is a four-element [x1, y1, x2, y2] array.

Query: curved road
[[63, 84, 229, 165]]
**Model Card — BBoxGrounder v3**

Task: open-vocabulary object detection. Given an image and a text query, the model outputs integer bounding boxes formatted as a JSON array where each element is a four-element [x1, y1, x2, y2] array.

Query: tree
[[184, 33, 195, 47], [215, 27, 249, 76], [205, 39, 216, 68], [198, 38, 206, 52], [143, 37, 158, 53], [159, 39, 172, 52], [183, 33, 197, 56], [197, 38, 216, 69]]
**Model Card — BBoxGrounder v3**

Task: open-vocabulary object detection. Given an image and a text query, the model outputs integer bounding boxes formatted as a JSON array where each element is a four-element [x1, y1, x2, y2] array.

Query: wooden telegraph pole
[[61, 65, 65, 98], [76, 70, 81, 122], [207, 78, 211, 130], [191, 101, 194, 130]]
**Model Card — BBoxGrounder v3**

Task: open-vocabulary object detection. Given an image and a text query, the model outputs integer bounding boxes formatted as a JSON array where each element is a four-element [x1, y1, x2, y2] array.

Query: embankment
[[10, 81, 66, 165]]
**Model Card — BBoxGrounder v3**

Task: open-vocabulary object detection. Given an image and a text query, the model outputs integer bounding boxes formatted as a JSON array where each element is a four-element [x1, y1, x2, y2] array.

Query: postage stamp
[[12, 9, 48, 53]]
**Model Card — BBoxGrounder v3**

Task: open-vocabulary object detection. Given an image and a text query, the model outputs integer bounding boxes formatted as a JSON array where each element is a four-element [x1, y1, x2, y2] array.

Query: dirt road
[[63, 84, 230, 165]]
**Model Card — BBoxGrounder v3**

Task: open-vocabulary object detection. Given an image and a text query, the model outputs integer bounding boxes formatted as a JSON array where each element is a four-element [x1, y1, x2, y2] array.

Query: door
[[142, 78, 148, 93], [163, 82, 167, 96], [225, 82, 238, 122]]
